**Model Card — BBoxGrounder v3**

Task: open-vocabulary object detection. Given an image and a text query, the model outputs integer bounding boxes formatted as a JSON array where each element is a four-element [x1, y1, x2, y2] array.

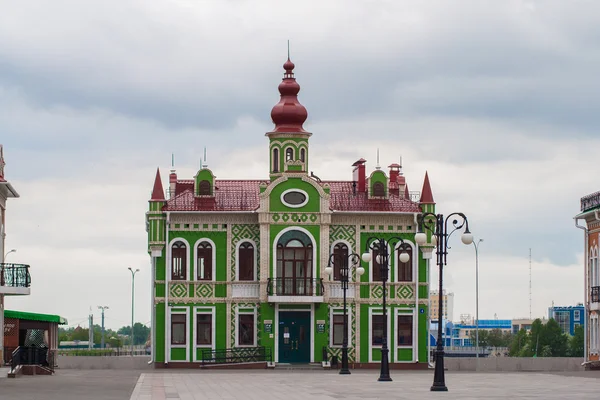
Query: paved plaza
[[2, 369, 600, 399]]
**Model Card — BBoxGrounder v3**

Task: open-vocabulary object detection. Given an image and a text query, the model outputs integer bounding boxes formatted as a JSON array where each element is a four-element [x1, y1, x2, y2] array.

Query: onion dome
[[270, 58, 308, 133]]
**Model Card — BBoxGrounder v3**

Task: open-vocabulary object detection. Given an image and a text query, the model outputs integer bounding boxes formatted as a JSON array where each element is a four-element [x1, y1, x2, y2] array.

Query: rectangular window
[[332, 315, 345, 346], [397, 315, 413, 346], [372, 315, 384, 345], [171, 246, 187, 280], [171, 314, 186, 345], [196, 314, 212, 345], [238, 314, 255, 346], [574, 310, 581, 321]]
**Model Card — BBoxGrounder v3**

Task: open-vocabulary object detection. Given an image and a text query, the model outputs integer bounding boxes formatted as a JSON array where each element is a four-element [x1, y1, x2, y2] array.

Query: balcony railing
[[267, 278, 324, 296], [0, 263, 31, 288], [592, 286, 600, 303]]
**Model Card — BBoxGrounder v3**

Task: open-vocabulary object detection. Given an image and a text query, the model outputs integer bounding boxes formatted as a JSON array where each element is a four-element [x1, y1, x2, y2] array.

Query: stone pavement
[[130, 370, 600, 400]]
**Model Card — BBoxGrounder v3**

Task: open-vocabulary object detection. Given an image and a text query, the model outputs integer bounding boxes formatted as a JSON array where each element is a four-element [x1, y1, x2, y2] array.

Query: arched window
[[238, 242, 255, 281], [373, 182, 385, 197], [285, 147, 294, 162], [397, 243, 413, 282], [332, 243, 349, 281], [273, 148, 279, 173], [199, 180, 211, 195], [300, 148, 306, 162], [197, 241, 213, 280], [171, 241, 187, 280], [276, 231, 313, 295]]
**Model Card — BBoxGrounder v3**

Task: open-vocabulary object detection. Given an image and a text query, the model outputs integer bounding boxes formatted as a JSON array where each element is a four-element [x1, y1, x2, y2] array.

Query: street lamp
[[361, 237, 411, 382], [325, 252, 364, 374], [3, 249, 16, 261], [415, 212, 472, 392], [98, 306, 109, 349], [472, 238, 483, 366], [128, 267, 140, 356]]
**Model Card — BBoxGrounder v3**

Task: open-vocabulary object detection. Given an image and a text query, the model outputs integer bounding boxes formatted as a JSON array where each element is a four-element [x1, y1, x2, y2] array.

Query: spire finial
[[202, 147, 208, 169], [0, 144, 5, 179], [171, 153, 174, 168], [287, 40, 290, 60], [376, 148, 381, 170]]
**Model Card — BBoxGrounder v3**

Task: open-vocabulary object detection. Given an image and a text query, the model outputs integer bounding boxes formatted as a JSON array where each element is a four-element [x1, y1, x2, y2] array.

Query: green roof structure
[[4, 310, 67, 325]]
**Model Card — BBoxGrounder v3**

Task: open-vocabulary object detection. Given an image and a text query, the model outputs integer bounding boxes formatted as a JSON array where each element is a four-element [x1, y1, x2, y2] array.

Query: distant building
[[430, 290, 454, 322], [430, 319, 511, 348], [574, 190, 600, 363], [511, 318, 535, 334], [548, 304, 584, 336]]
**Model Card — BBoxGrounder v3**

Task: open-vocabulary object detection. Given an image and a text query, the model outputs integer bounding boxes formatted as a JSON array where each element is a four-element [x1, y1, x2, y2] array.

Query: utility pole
[[128, 267, 140, 356], [98, 306, 109, 349], [88, 308, 94, 350], [529, 248, 532, 320]]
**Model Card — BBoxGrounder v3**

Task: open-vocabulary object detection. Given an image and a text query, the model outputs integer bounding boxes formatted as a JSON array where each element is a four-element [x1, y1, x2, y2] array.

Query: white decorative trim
[[192, 306, 216, 362], [168, 307, 190, 363], [168, 237, 191, 281], [193, 238, 217, 281], [280, 188, 309, 209]]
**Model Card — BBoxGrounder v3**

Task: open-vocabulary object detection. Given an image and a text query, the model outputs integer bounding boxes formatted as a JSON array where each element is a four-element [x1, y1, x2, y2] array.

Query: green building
[[146, 57, 437, 368]]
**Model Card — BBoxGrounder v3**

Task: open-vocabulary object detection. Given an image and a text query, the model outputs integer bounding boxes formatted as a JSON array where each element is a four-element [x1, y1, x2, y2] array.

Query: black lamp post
[[325, 252, 364, 374], [415, 212, 473, 392], [361, 237, 411, 382]]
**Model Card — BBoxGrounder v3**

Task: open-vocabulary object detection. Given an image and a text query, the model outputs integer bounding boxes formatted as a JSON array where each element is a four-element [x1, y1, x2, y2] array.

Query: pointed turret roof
[[269, 57, 308, 133], [419, 171, 435, 204], [404, 184, 410, 200], [151, 168, 165, 201]]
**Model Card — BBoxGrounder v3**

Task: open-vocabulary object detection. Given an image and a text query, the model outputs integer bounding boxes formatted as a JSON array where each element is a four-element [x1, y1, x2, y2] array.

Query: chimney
[[352, 158, 367, 193], [169, 169, 177, 199]]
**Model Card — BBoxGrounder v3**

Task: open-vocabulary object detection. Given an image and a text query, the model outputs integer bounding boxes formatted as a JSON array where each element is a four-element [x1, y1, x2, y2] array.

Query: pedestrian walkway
[[130, 370, 600, 400]]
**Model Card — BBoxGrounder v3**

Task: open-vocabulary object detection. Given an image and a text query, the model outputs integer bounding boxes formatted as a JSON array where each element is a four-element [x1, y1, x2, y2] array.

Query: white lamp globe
[[361, 252, 371, 263], [431, 235, 437, 246], [376, 254, 382, 265], [356, 266, 365, 276], [324, 266, 333, 275], [415, 232, 427, 246], [461, 232, 474, 245], [399, 252, 410, 263]]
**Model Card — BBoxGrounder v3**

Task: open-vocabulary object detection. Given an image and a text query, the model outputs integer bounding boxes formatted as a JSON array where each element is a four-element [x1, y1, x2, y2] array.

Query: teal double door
[[278, 311, 311, 363]]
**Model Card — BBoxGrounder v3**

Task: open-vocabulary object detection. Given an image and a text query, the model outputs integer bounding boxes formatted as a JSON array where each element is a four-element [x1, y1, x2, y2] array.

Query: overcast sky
[[1, 0, 598, 330]]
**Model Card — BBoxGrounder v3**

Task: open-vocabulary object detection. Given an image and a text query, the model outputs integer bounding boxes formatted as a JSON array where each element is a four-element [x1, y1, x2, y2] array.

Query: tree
[[488, 328, 510, 348], [544, 319, 568, 357], [468, 329, 490, 349], [509, 329, 530, 357], [569, 325, 584, 357], [118, 323, 150, 345]]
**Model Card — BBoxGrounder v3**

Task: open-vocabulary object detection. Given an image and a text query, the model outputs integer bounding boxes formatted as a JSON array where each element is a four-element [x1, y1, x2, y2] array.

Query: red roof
[[163, 179, 420, 212], [150, 168, 165, 201], [419, 171, 435, 204]]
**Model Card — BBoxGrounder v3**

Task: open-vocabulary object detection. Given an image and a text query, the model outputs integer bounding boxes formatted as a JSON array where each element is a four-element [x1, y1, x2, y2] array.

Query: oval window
[[281, 189, 309, 208]]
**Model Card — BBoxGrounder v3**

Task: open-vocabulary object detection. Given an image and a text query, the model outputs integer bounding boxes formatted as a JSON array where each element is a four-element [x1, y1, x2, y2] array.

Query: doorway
[[278, 311, 311, 363]]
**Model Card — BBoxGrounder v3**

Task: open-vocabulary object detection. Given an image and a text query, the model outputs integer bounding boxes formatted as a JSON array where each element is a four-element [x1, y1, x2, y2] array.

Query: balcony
[[267, 278, 324, 303], [0, 263, 31, 296], [231, 282, 260, 299], [593, 286, 600, 303], [328, 282, 356, 299]]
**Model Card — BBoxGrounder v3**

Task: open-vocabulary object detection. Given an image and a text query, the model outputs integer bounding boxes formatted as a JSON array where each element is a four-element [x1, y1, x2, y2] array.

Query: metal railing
[[200, 346, 271, 365], [581, 191, 600, 212], [267, 278, 324, 296], [0, 263, 31, 288], [10, 346, 55, 372], [592, 286, 600, 303]]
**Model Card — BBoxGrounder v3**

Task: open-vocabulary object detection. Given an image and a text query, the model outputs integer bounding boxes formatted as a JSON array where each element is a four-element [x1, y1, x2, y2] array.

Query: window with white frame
[[171, 241, 187, 280], [397, 315, 413, 346], [196, 241, 212, 280], [372, 314, 384, 346], [397, 243, 412, 282], [285, 147, 294, 162], [196, 313, 212, 345], [332, 314, 345, 346], [237, 313, 255, 346], [238, 242, 255, 281], [574, 310, 581, 322], [171, 314, 186, 345]]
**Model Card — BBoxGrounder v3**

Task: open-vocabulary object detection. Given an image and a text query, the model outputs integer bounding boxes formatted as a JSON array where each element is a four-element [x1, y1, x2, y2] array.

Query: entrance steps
[[274, 363, 325, 371]]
